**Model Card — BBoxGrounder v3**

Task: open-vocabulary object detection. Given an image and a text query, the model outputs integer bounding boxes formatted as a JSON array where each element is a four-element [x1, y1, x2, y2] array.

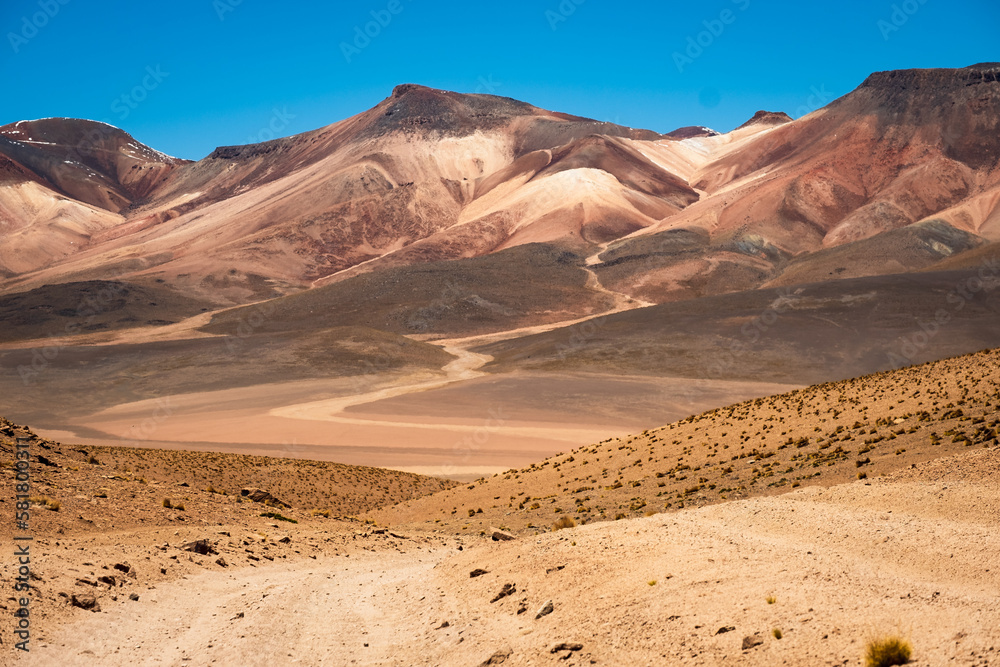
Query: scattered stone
[[71, 594, 100, 612], [76, 578, 98, 587], [469, 568, 489, 578], [240, 488, 290, 508], [233, 612, 245, 620], [435, 621, 450, 629], [545, 565, 566, 574], [179, 539, 217, 555], [128, 593, 139, 602], [36, 454, 57, 467], [535, 600, 554, 619], [716, 626, 736, 635], [113, 562, 132, 574], [742, 634, 764, 650], [490, 583, 516, 603], [278, 536, 291, 544], [516, 601, 527, 615], [478, 648, 512, 666], [550, 642, 583, 653], [215, 557, 228, 567], [98, 575, 117, 587], [490, 528, 516, 541]]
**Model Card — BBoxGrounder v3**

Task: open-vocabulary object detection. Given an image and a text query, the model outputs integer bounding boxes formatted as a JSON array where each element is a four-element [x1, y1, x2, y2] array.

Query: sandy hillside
[[8, 446, 999, 666]]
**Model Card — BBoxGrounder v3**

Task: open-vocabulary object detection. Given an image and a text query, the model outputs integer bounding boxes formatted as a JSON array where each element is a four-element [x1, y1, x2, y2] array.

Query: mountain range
[[3, 63, 998, 309]]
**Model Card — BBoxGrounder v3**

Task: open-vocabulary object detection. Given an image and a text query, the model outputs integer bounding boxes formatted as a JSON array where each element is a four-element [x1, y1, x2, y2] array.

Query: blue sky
[[2, 0, 997, 160]]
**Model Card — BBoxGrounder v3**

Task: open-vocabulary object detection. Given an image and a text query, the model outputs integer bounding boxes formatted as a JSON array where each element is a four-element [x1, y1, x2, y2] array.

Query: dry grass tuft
[[30, 496, 60, 511], [552, 515, 576, 531], [864, 635, 912, 667]]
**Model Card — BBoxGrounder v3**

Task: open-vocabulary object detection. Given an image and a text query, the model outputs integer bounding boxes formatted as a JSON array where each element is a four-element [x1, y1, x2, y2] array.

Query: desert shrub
[[30, 496, 60, 511], [864, 635, 912, 667], [310, 509, 331, 518], [260, 511, 297, 523], [552, 516, 575, 531]]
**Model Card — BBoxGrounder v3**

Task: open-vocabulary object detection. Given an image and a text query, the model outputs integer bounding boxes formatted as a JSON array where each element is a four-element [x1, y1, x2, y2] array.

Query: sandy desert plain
[[2, 63, 1000, 665]]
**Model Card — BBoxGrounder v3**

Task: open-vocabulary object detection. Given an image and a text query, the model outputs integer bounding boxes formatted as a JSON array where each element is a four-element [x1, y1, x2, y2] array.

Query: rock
[[742, 634, 764, 650], [179, 539, 217, 555], [36, 454, 57, 467], [545, 565, 566, 574], [490, 528, 516, 541], [435, 621, 450, 629], [478, 649, 512, 665], [716, 626, 735, 635], [71, 594, 100, 612], [128, 593, 139, 602], [516, 601, 527, 615], [469, 568, 489, 578], [76, 578, 98, 587], [550, 642, 583, 653], [215, 557, 228, 567], [490, 583, 516, 603], [535, 600, 554, 619], [278, 536, 291, 544], [113, 562, 132, 574], [240, 488, 290, 508], [98, 575, 117, 587]]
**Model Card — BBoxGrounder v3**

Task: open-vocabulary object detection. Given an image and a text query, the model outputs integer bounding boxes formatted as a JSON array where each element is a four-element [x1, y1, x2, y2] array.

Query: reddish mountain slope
[[0, 66, 998, 310]]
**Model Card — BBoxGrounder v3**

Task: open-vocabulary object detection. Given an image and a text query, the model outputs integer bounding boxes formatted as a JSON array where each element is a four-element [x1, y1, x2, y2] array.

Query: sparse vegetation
[[864, 635, 912, 667], [261, 511, 298, 523], [30, 496, 60, 511], [552, 515, 575, 531]]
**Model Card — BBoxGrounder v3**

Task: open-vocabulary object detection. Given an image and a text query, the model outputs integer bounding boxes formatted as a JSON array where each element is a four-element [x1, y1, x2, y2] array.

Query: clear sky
[[2, 0, 997, 160]]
